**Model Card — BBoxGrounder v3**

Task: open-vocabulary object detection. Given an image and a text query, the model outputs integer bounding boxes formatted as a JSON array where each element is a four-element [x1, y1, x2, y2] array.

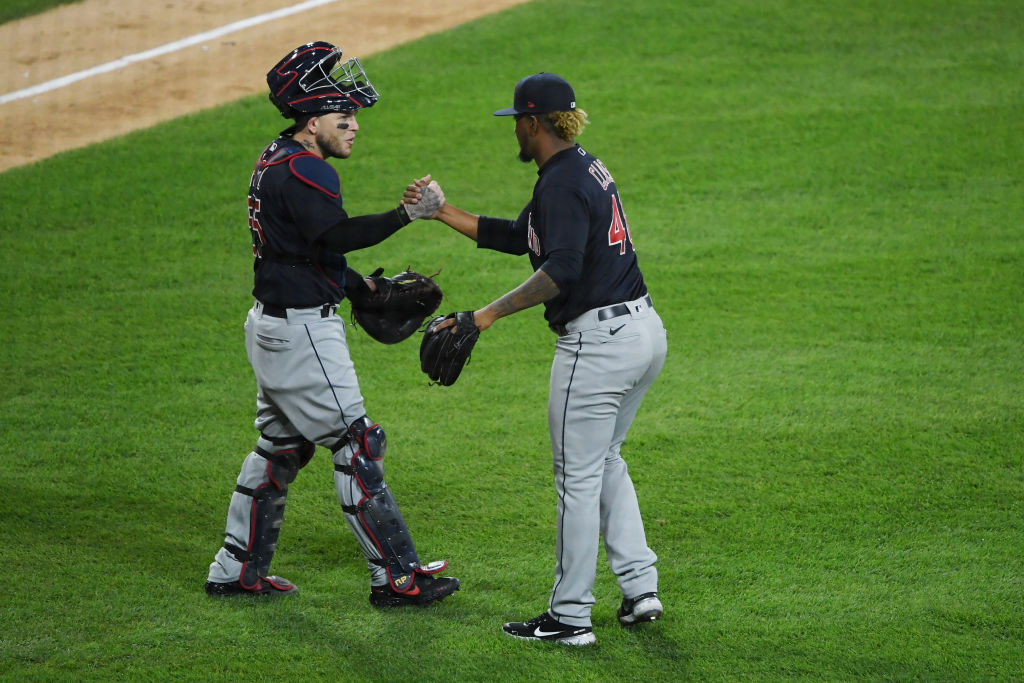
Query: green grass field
[[2, 0, 1022, 679], [0, 0, 76, 24]]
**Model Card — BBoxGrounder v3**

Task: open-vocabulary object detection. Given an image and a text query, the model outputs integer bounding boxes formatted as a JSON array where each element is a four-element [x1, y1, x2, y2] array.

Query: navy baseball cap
[[493, 72, 576, 116]]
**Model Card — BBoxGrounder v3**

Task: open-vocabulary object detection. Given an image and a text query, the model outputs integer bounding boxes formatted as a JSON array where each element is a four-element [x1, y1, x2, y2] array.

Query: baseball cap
[[493, 72, 576, 116]]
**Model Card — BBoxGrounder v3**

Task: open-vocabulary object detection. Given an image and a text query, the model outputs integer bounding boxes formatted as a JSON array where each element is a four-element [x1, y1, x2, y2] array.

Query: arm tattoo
[[491, 269, 560, 317]]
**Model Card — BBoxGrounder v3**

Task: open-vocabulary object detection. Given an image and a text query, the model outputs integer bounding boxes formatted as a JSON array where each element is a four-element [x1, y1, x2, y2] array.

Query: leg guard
[[210, 437, 314, 590], [333, 417, 445, 592]]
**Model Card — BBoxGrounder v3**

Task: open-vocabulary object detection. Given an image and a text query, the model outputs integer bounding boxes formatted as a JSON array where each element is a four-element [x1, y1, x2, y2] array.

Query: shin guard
[[218, 439, 314, 589], [333, 417, 439, 592]]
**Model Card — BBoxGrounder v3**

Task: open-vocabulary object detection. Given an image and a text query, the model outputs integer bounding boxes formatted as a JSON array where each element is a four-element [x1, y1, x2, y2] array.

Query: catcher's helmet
[[267, 41, 379, 118]]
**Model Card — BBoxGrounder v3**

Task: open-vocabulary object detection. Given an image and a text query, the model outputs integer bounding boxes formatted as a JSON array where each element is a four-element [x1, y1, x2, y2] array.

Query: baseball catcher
[[204, 40, 459, 608], [349, 268, 443, 344], [420, 310, 480, 385]]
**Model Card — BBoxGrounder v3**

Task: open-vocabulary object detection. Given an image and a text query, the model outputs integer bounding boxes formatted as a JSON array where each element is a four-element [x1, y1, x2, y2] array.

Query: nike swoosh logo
[[534, 627, 568, 637], [609, 325, 626, 335]]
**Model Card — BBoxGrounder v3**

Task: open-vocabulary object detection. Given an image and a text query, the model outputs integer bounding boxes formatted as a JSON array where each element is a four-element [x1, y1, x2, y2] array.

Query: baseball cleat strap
[[418, 560, 449, 574]]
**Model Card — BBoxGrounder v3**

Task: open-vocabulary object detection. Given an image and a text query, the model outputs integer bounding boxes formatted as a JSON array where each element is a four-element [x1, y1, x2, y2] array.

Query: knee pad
[[334, 416, 387, 491], [258, 440, 313, 489], [223, 439, 314, 589], [333, 417, 422, 592], [260, 434, 316, 486]]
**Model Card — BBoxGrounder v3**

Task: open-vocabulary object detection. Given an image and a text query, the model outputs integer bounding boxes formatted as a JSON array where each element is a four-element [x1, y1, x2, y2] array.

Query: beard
[[517, 143, 533, 163], [516, 131, 534, 163], [318, 132, 352, 160], [324, 142, 351, 160]]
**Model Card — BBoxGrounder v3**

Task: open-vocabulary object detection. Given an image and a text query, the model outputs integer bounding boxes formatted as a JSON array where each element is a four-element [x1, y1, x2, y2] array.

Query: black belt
[[552, 294, 653, 335], [596, 294, 653, 322], [259, 302, 337, 319]]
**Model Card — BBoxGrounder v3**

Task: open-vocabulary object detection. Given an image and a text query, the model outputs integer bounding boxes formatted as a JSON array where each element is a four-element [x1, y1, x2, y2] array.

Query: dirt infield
[[0, 0, 528, 172]]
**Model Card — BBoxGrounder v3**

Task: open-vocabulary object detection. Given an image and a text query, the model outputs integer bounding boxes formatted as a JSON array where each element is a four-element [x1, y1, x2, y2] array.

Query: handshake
[[401, 175, 445, 220]]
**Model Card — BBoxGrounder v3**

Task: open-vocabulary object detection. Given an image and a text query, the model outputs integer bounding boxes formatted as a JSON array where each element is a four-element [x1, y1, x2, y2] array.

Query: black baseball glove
[[350, 268, 443, 344], [419, 311, 480, 386]]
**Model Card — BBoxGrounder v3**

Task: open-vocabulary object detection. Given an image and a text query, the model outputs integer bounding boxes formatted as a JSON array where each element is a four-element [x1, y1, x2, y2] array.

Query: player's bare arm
[[433, 203, 481, 241], [436, 269, 559, 335], [479, 268, 560, 327]]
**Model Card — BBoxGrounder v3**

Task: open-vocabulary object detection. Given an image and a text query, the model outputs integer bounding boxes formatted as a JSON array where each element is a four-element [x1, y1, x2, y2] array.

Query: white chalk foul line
[[0, 0, 339, 105]]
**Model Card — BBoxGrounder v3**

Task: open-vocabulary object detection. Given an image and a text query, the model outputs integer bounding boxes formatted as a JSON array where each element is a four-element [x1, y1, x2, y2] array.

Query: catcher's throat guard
[[333, 417, 438, 592]]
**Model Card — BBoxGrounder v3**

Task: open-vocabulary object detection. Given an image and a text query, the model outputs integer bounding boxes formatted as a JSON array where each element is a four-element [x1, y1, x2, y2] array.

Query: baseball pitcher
[[412, 73, 666, 644]]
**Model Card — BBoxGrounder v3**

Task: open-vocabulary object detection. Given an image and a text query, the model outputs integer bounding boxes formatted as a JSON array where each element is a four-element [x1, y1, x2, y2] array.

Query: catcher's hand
[[420, 311, 480, 386], [350, 268, 443, 344]]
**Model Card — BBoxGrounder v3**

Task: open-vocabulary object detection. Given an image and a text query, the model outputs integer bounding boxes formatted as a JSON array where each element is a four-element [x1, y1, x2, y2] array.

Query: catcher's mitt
[[350, 268, 443, 344], [420, 311, 480, 386]]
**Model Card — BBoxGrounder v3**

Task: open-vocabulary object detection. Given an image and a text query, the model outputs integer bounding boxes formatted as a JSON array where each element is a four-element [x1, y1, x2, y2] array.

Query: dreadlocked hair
[[546, 109, 589, 142]]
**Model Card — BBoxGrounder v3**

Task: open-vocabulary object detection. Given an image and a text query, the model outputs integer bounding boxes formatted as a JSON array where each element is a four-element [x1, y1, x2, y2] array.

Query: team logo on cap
[[527, 101, 536, 108]]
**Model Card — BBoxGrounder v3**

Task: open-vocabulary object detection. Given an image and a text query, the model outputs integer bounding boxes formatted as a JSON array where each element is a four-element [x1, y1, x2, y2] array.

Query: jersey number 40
[[607, 194, 635, 255]]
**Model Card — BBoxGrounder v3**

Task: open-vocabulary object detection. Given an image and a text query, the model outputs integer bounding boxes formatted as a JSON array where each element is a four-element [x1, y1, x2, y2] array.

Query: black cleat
[[369, 573, 460, 607], [617, 592, 663, 626], [205, 575, 298, 597], [502, 612, 596, 646]]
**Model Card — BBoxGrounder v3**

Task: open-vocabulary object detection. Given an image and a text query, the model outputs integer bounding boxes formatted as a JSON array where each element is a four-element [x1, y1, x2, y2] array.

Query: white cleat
[[617, 592, 663, 626]]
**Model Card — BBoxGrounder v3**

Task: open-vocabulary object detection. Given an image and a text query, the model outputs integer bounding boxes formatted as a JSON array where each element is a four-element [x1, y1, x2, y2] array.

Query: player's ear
[[529, 115, 547, 136]]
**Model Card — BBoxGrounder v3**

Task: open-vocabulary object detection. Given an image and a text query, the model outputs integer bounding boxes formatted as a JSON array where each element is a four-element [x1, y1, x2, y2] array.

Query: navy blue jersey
[[247, 137, 349, 308], [477, 145, 646, 325]]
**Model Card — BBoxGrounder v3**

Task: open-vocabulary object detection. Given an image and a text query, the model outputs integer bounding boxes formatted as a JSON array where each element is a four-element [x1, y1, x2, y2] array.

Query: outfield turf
[[1, 0, 1022, 680], [0, 0, 73, 24]]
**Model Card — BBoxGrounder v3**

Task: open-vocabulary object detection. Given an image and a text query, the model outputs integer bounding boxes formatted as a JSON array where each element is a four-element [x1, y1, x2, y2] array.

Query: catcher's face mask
[[268, 41, 380, 118], [298, 48, 379, 110]]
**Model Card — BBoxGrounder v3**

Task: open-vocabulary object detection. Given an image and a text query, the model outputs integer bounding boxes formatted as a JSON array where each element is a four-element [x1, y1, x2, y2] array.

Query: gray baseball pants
[[546, 295, 667, 627], [207, 302, 389, 587]]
